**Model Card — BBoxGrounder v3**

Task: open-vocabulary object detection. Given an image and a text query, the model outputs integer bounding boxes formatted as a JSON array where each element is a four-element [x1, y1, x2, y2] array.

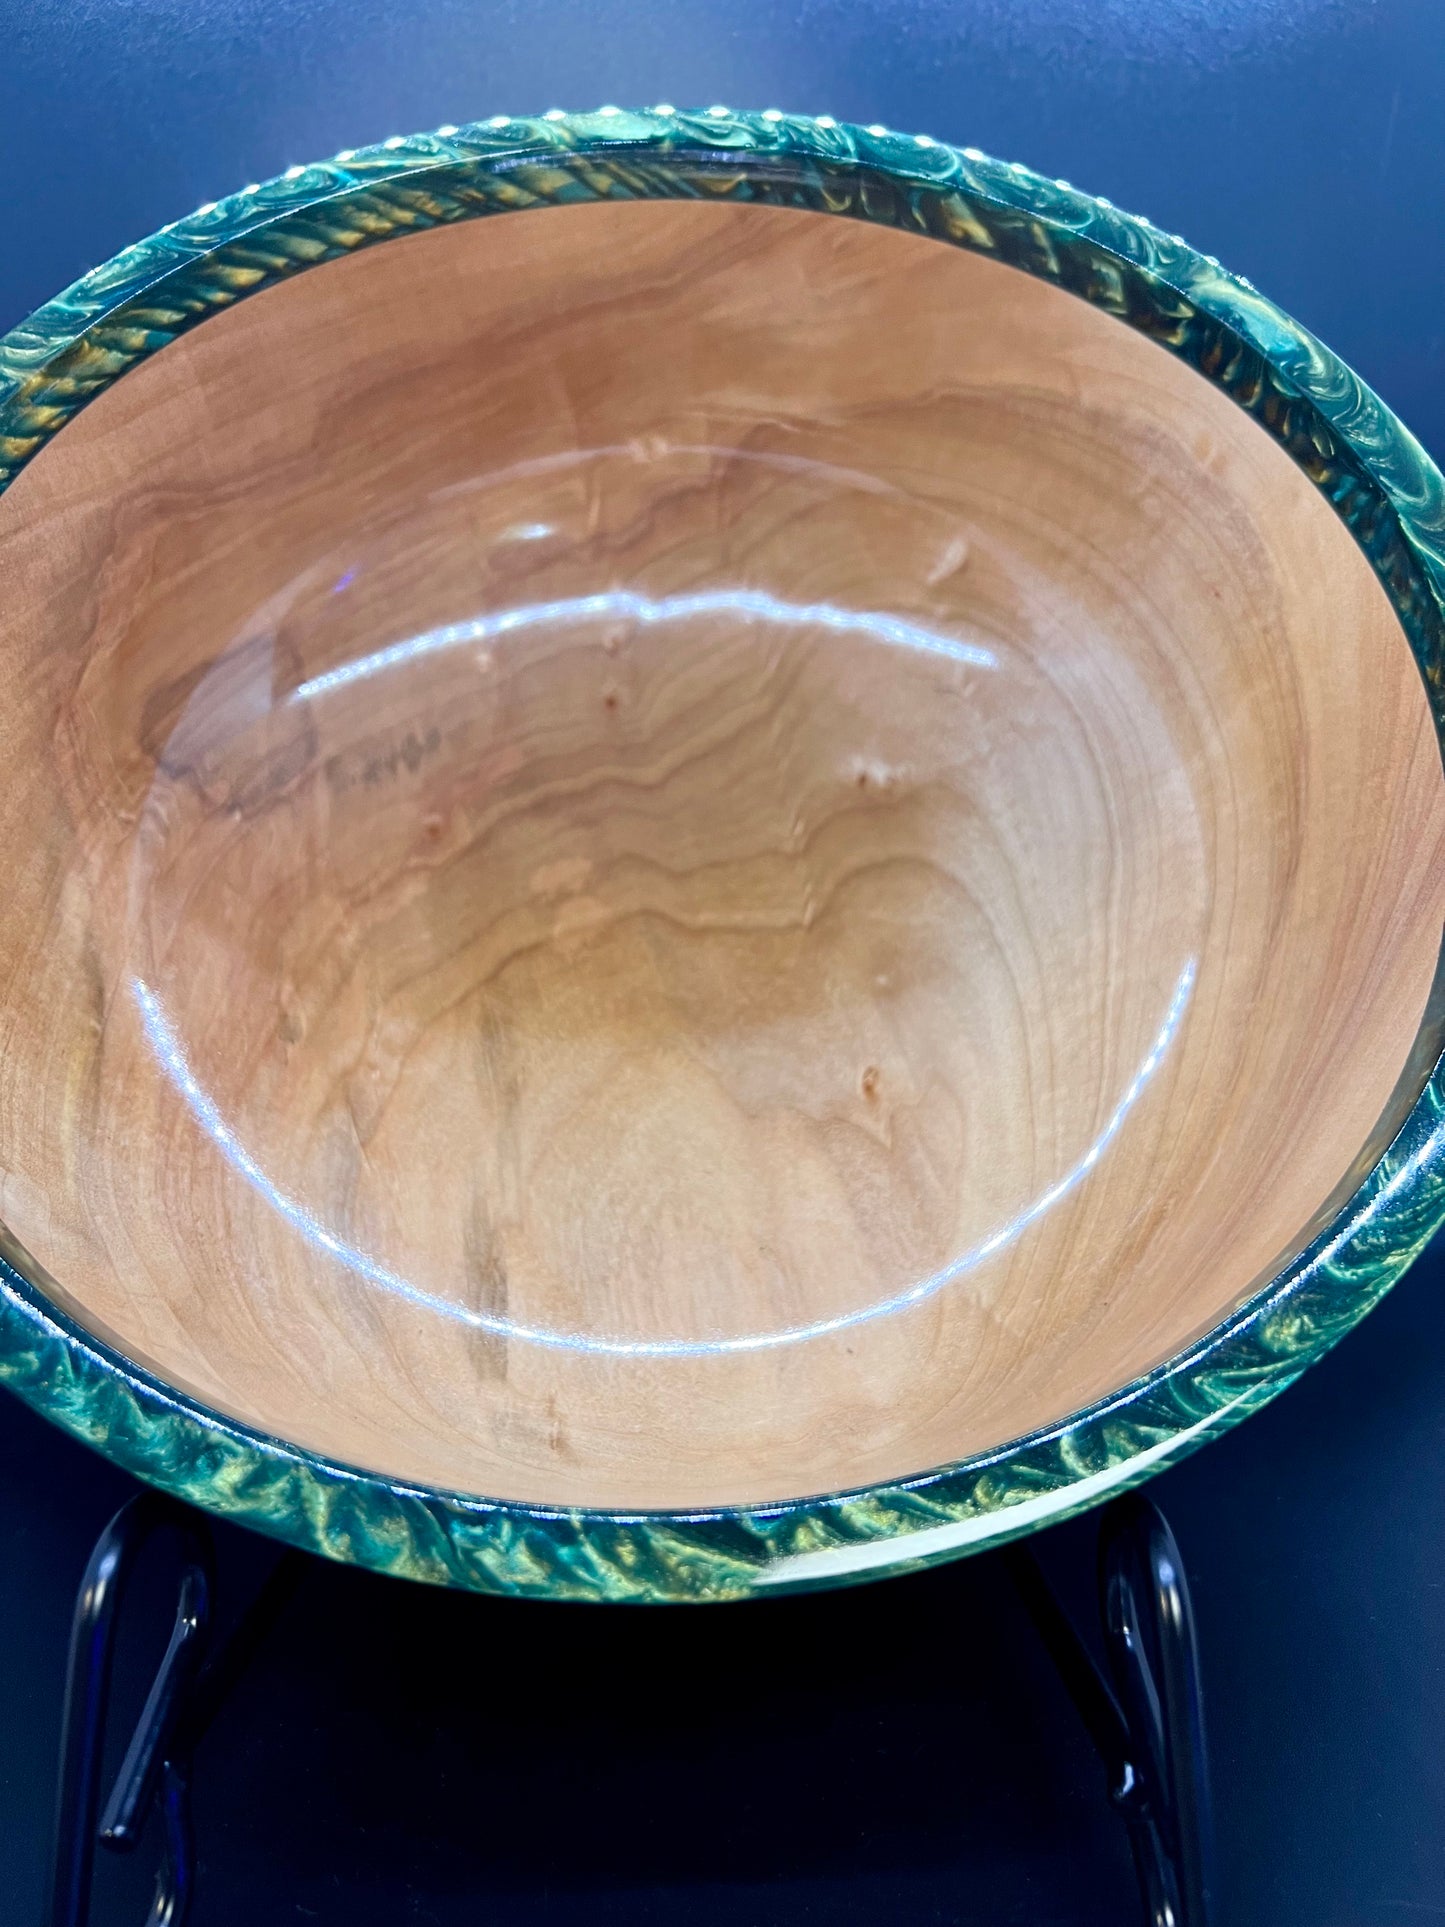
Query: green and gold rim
[[3, 106, 1444, 1603]]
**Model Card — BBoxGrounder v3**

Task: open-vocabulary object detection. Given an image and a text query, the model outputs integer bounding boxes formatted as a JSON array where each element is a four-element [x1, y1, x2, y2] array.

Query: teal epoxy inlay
[[3, 106, 1445, 1603]]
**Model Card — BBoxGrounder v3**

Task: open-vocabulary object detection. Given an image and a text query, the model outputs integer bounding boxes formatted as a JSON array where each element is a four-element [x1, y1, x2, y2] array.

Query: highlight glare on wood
[[0, 199, 1441, 1509]]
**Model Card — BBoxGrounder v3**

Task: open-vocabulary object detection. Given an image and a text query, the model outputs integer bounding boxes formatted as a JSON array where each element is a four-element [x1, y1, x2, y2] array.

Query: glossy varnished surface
[[1, 192, 1442, 1511]]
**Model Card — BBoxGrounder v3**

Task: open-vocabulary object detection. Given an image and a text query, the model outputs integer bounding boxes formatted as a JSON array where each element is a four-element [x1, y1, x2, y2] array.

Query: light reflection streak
[[290, 588, 998, 703], [130, 958, 1195, 1358]]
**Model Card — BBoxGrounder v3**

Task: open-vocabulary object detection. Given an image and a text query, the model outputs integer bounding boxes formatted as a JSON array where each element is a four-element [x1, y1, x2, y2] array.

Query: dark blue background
[[2, 4, 1444, 1921]]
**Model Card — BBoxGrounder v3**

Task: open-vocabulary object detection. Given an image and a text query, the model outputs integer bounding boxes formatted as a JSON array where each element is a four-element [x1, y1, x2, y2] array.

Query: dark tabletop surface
[[3, 3, 1445, 1922]]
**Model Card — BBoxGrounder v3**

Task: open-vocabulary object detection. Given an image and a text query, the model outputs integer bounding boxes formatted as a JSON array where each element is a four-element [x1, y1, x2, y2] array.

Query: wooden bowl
[[3, 110, 1444, 1602]]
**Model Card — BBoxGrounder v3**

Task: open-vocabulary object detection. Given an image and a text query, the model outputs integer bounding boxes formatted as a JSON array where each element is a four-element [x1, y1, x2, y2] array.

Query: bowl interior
[[1, 197, 1442, 1510]]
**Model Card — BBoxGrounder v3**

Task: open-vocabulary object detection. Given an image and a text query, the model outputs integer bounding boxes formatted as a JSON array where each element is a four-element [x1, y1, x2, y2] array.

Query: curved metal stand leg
[[146, 1758, 195, 1927], [1006, 1493, 1214, 1927], [1100, 1495, 1213, 1927], [46, 1492, 214, 1927]]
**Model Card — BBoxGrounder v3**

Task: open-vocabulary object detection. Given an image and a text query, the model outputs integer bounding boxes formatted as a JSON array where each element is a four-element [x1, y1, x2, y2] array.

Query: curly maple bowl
[[2, 109, 1444, 1602]]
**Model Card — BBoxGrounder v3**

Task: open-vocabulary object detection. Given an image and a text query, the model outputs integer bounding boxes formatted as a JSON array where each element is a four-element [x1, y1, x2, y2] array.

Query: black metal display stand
[[45, 1494, 306, 1927], [45, 1489, 1212, 1927], [1006, 1497, 1214, 1927]]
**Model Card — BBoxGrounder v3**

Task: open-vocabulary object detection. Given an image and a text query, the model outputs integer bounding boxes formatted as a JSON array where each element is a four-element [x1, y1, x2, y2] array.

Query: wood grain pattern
[[0, 198, 1441, 1510]]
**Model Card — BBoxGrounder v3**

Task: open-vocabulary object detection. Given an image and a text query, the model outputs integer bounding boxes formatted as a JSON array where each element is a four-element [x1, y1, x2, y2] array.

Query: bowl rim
[[3, 104, 1445, 1603]]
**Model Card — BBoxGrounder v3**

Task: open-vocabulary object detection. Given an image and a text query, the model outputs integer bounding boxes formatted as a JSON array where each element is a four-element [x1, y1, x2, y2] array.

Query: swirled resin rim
[[3, 106, 1445, 1604]]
